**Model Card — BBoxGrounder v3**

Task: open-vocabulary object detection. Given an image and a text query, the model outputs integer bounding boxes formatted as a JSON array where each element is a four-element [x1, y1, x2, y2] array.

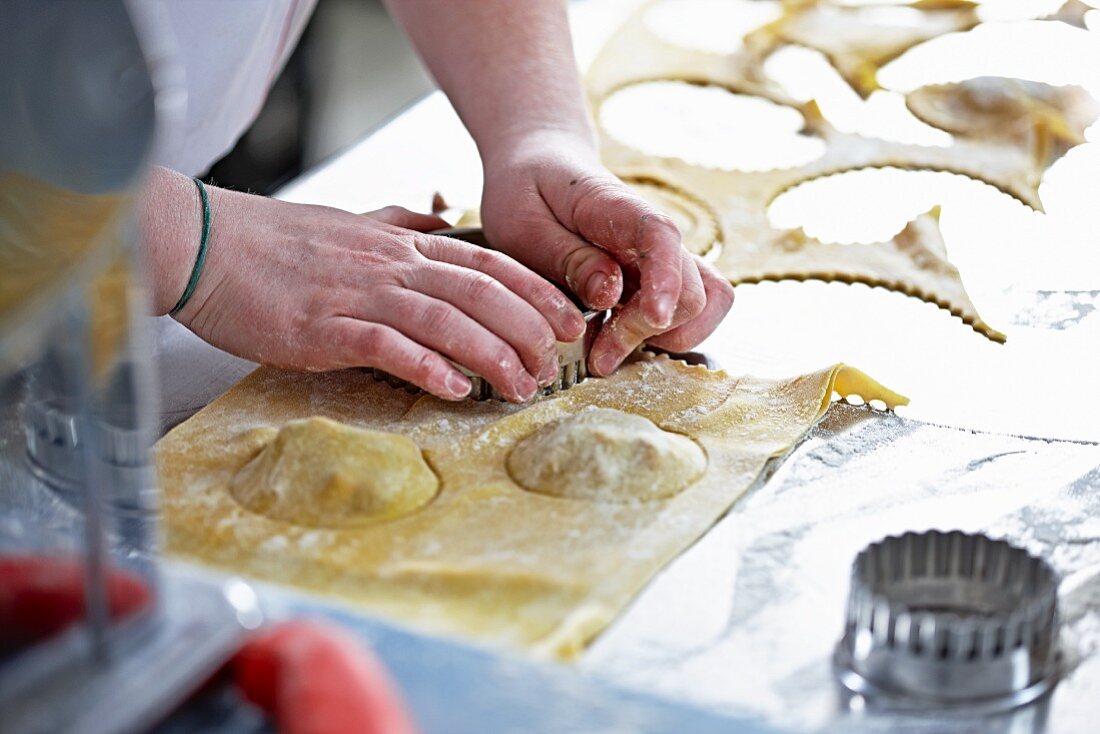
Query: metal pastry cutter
[[834, 529, 1061, 712], [369, 227, 606, 400]]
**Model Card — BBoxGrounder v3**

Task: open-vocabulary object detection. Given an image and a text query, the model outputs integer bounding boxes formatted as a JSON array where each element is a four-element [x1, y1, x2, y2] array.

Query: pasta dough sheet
[[585, 0, 1097, 343], [158, 355, 905, 659]]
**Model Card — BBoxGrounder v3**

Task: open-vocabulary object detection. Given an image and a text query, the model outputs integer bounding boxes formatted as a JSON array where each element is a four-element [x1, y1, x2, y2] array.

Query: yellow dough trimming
[[159, 355, 905, 659], [905, 78, 1099, 167]]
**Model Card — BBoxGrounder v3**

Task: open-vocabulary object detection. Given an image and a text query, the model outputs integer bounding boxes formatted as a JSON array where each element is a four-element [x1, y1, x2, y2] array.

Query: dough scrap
[[158, 357, 906, 659], [905, 78, 1099, 164], [759, 1, 980, 98], [586, 0, 1096, 343], [506, 408, 706, 503], [230, 417, 438, 528]]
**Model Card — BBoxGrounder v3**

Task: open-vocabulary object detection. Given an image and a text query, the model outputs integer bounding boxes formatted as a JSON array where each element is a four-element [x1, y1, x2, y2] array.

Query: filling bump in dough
[[507, 408, 707, 503], [159, 356, 906, 659], [230, 417, 438, 528]]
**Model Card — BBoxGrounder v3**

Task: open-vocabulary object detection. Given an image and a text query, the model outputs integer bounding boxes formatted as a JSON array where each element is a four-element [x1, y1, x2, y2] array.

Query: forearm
[[384, 0, 595, 160], [138, 167, 207, 316]]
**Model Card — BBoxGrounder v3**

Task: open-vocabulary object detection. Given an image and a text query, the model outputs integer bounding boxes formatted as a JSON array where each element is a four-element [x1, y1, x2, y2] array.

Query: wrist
[[479, 125, 599, 172], [170, 183, 244, 329], [141, 168, 204, 316]]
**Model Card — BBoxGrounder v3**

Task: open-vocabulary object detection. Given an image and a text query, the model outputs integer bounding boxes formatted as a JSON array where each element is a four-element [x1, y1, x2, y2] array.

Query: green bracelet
[[169, 177, 212, 316]]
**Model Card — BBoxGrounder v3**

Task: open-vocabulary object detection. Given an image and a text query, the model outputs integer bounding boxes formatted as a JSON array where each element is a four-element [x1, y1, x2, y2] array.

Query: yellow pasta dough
[[158, 355, 906, 659], [905, 78, 1099, 165], [586, 0, 1097, 343]]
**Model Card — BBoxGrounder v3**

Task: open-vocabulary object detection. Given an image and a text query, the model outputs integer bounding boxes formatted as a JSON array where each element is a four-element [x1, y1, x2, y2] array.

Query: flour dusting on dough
[[159, 356, 905, 659]]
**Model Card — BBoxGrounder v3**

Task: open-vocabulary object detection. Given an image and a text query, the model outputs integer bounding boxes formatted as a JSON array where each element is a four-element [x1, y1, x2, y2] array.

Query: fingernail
[[594, 353, 618, 377], [585, 272, 606, 303], [650, 295, 675, 329], [445, 371, 472, 398], [565, 310, 586, 340], [514, 372, 539, 402], [538, 360, 558, 387]]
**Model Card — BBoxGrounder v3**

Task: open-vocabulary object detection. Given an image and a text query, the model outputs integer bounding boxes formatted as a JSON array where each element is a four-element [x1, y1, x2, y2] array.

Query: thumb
[[362, 205, 449, 233]]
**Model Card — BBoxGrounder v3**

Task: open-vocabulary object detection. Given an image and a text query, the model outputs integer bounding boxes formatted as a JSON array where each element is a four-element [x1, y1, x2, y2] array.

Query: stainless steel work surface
[[583, 403, 1100, 731]]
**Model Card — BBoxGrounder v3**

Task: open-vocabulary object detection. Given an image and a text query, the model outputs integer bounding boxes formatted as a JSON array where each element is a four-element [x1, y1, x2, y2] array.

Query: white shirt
[[142, 1, 316, 425], [155, 0, 317, 176]]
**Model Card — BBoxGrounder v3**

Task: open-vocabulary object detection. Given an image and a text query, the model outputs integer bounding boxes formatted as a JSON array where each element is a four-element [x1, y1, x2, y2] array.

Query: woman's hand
[[154, 174, 585, 403], [385, 0, 733, 376], [480, 132, 735, 376]]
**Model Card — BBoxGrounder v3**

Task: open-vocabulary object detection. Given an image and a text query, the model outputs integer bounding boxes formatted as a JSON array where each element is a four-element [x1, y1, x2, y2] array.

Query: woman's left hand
[[480, 132, 734, 377]]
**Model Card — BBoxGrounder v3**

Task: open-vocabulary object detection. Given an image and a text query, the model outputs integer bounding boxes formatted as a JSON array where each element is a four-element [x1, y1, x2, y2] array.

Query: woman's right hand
[[152, 174, 586, 403]]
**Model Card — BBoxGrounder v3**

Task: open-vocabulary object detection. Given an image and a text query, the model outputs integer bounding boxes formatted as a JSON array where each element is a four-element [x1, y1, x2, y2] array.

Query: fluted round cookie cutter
[[834, 530, 1061, 712]]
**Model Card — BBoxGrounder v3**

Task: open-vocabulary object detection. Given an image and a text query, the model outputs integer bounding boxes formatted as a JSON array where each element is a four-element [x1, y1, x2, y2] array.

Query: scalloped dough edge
[[827, 363, 910, 413]]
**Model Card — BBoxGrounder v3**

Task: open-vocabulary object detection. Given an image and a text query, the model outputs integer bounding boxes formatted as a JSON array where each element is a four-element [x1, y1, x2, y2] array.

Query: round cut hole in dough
[[599, 81, 826, 172], [642, 0, 783, 55], [506, 408, 707, 503], [230, 417, 438, 528]]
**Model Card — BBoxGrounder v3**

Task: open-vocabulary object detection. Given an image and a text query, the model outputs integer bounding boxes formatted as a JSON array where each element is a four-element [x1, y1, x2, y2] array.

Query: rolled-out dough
[[587, 0, 1096, 344], [506, 407, 707, 503], [158, 355, 905, 659]]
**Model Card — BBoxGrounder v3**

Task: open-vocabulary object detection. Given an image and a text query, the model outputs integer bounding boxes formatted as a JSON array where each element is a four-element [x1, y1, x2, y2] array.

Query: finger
[[561, 239, 624, 311], [634, 212, 687, 329], [490, 223, 624, 312], [369, 290, 539, 403], [570, 180, 684, 328], [646, 260, 735, 353], [414, 233, 590, 342], [675, 250, 706, 320], [323, 318, 472, 400], [405, 260, 560, 386], [587, 253, 708, 377], [587, 296, 655, 378], [363, 205, 449, 233]]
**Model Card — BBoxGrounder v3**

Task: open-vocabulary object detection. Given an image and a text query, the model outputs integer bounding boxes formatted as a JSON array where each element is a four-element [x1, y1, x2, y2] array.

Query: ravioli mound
[[230, 416, 437, 527], [507, 408, 706, 502]]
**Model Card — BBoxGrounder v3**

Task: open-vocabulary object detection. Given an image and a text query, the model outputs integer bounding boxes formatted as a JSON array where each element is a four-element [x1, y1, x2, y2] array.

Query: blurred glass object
[[0, 0, 158, 668]]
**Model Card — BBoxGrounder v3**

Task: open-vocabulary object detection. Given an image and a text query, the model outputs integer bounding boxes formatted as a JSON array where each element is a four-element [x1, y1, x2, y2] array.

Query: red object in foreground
[[234, 620, 420, 734], [0, 555, 151, 655]]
